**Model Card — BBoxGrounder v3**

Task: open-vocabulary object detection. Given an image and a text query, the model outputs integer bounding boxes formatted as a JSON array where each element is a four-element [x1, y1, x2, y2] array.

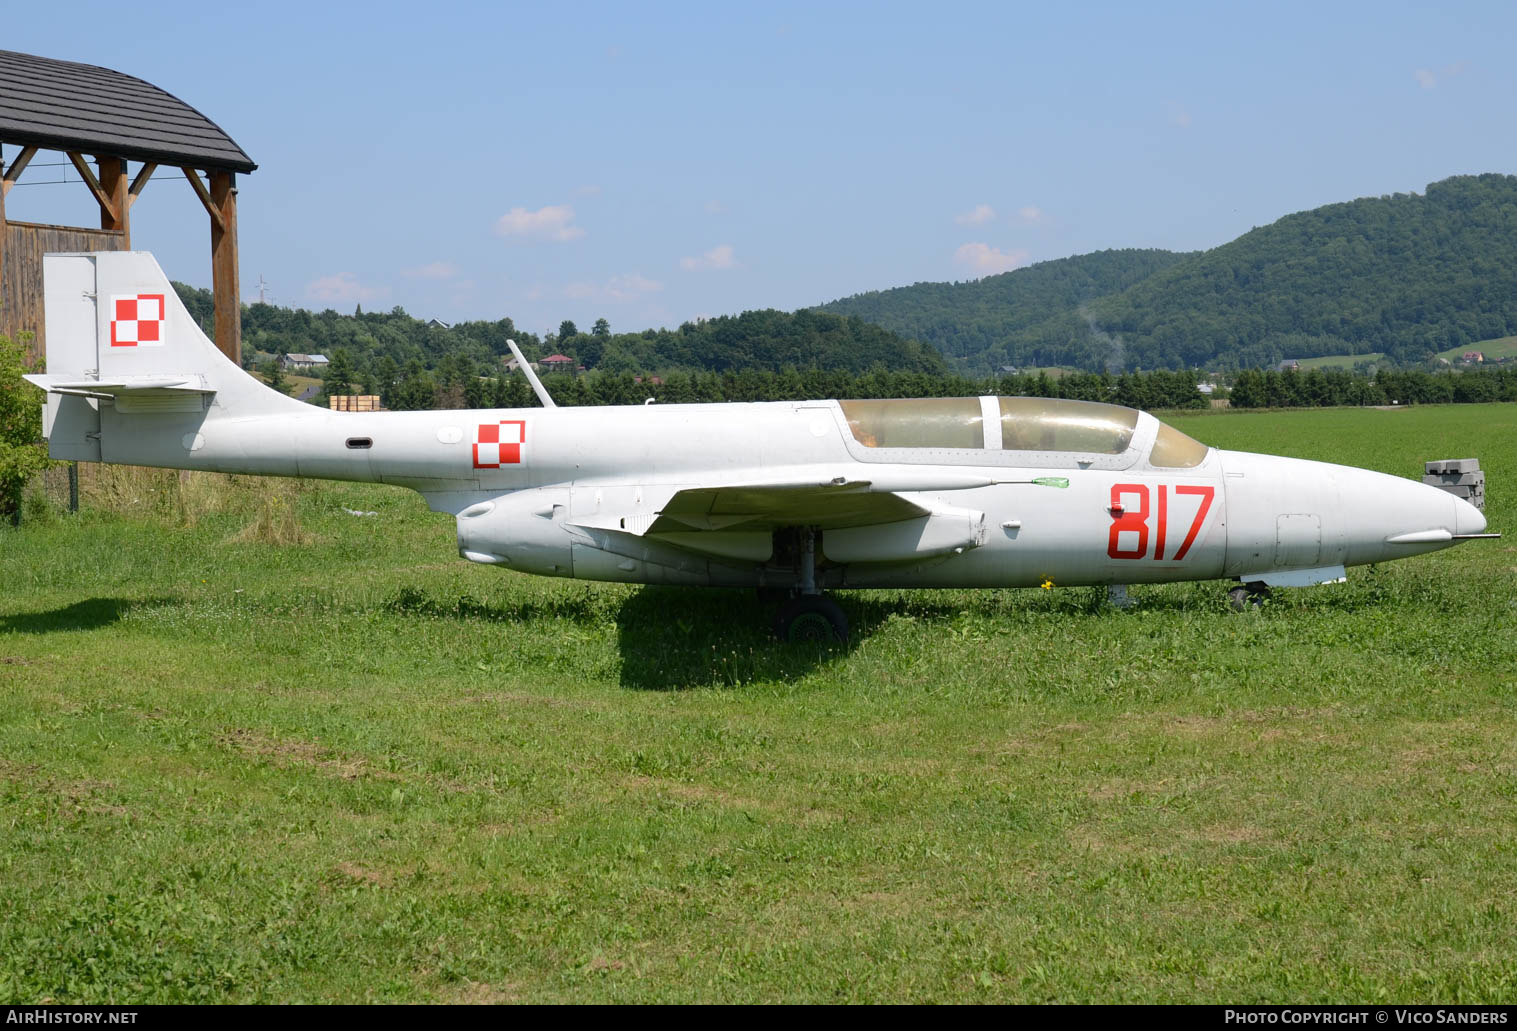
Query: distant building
[[426, 318, 451, 330], [1197, 382, 1215, 394], [1461, 351, 1485, 363], [1278, 359, 1300, 372], [280, 353, 329, 371], [539, 354, 576, 374]]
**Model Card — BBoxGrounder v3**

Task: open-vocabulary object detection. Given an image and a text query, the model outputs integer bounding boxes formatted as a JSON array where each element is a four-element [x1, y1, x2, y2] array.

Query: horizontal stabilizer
[[24, 373, 214, 398]]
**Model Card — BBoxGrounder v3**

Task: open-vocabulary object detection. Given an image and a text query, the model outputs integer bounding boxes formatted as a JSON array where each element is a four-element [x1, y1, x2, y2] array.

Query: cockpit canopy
[[839, 396, 1209, 468]]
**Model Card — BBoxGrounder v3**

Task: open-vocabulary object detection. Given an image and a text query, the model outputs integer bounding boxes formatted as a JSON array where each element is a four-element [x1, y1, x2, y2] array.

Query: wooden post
[[209, 170, 240, 365], [0, 144, 7, 308], [1, 145, 37, 355], [97, 155, 129, 243]]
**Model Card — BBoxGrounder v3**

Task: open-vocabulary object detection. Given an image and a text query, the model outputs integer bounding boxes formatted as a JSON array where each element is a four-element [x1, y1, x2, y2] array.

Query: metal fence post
[[69, 461, 79, 513]]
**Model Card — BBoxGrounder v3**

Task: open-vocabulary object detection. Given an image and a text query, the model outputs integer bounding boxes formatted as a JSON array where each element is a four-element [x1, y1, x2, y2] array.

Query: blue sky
[[7, 1, 1515, 335]]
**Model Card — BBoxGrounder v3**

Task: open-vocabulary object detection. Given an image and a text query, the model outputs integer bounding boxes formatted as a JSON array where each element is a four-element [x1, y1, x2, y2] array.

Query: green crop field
[[2, 405, 1514, 1003], [1293, 353, 1385, 370], [1441, 336, 1517, 363]]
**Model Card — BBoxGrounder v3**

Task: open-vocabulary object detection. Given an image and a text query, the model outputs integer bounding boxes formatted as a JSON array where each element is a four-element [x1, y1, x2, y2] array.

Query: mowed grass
[[1, 404, 1515, 1004]]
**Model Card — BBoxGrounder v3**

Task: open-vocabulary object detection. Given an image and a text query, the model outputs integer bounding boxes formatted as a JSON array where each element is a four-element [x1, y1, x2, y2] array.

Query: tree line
[[363, 360, 1514, 413], [363, 364, 1213, 411], [1228, 366, 1517, 408], [171, 284, 945, 385]]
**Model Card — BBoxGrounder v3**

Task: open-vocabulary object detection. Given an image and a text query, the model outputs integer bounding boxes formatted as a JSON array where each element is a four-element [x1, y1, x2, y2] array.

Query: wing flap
[[650, 480, 928, 532]]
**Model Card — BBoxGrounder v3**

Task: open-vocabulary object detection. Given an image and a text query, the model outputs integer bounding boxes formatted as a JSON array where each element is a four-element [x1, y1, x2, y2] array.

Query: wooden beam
[[97, 155, 128, 242], [181, 166, 225, 232], [127, 162, 157, 208], [2, 144, 37, 197], [65, 151, 120, 224], [210, 170, 240, 365]]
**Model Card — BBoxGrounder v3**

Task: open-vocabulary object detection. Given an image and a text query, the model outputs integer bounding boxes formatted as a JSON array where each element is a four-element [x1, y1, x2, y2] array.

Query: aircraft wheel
[[774, 595, 849, 643], [1227, 583, 1269, 612]]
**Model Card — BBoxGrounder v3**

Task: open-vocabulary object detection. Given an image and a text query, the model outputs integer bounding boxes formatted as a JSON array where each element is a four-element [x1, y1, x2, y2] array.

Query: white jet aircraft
[[25, 252, 1497, 640]]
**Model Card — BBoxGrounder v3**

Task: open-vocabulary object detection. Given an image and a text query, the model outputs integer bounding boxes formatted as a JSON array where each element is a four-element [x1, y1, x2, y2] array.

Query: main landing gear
[[767, 525, 850, 643], [773, 594, 850, 643], [1227, 581, 1271, 612]]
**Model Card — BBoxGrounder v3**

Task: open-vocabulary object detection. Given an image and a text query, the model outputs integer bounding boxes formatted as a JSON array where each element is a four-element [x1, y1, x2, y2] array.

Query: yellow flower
[[1040, 579, 1054, 590]]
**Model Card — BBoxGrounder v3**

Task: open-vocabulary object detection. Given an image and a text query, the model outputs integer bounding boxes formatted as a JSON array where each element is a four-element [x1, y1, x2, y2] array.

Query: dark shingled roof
[[0, 50, 255, 173]]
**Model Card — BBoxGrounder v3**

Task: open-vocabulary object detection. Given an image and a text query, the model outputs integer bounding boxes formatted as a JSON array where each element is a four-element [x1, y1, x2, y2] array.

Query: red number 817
[[1107, 483, 1215, 561]]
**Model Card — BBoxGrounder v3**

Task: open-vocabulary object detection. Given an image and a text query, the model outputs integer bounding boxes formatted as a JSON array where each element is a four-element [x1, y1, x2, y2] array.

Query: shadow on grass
[[612, 584, 1260, 690], [614, 586, 895, 691], [383, 586, 609, 624], [0, 596, 178, 635]]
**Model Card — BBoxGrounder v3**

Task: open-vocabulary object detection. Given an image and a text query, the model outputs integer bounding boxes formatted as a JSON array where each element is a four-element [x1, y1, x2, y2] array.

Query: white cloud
[[954, 204, 996, 226], [605, 273, 663, 300], [1017, 205, 1044, 222], [402, 261, 459, 280], [680, 244, 738, 271], [563, 274, 663, 303], [954, 243, 1030, 276], [307, 272, 387, 304], [1415, 62, 1467, 89], [494, 204, 585, 242], [1171, 107, 1192, 128]]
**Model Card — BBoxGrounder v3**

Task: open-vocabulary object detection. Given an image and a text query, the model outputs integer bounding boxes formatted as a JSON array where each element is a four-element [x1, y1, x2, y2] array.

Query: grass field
[[1293, 353, 1385, 370], [2, 404, 1515, 1003], [1440, 336, 1517, 363], [250, 370, 322, 398]]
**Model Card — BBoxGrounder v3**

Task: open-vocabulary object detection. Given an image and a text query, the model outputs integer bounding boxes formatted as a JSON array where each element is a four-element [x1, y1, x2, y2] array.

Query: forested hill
[[1090, 174, 1517, 369], [816, 249, 1189, 372], [170, 287, 946, 380], [817, 174, 1517, 372]]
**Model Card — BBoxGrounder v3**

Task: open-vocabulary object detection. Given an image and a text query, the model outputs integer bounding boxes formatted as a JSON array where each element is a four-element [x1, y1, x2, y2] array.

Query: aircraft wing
[[647, 478, 930, 533], [569, 472, 989, 565]]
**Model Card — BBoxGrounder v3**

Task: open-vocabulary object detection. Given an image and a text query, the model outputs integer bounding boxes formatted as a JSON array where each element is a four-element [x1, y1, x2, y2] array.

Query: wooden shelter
[[0, 50, 256, 364]]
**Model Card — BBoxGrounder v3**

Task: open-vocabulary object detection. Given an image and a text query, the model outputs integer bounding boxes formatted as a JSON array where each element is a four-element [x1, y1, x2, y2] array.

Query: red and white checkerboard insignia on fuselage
[[473, 420, 526, 468], [110, 294, 166, 347]]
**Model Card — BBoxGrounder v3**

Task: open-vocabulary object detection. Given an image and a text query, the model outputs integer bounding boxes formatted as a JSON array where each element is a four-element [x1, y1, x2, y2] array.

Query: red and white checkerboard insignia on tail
[[110, 293, 166, 347], [473, 420, 526, 468]]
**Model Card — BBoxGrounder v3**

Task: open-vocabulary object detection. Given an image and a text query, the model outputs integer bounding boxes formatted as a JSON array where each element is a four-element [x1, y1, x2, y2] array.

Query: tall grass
[[0, 404, 1513, 1003]]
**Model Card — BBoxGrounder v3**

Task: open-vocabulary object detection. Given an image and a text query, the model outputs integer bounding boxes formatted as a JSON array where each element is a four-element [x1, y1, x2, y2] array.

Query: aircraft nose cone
[[1454, 496, 1487, 536]]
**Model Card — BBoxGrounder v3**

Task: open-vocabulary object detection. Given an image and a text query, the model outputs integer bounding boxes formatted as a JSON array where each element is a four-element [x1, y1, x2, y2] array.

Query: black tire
[[773, 595, 849, 643], [1227, 583, 1269, 612]]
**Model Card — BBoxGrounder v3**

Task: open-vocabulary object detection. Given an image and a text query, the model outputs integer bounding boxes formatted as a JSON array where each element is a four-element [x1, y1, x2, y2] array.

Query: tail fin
[[25, 251, 304, 462]]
